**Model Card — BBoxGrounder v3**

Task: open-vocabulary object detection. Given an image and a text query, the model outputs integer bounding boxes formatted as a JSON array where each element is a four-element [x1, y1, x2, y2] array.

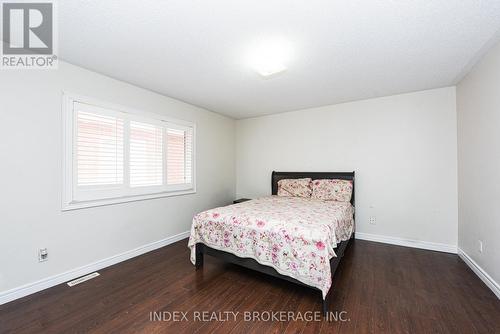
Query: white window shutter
[[167, 127, 193, 185], [129, 121, 163, 187], [185, 127, 193, 184], [76, 108, 124, 186]]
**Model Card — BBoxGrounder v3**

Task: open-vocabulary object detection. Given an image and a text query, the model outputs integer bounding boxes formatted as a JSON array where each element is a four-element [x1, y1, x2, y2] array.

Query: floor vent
[[67, 272, 100, 287]]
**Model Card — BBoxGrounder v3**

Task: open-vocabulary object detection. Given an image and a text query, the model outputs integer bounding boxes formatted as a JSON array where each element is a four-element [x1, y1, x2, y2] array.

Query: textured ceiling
[[59, 1, 500, 119]]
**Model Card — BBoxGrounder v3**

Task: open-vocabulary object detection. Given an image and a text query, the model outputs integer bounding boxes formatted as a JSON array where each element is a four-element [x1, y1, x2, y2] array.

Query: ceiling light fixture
[[247, 38, 291, 77]]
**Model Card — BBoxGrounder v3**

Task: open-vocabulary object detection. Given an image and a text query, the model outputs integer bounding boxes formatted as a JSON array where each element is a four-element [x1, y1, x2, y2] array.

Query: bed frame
[[195, 171, 355, 315]]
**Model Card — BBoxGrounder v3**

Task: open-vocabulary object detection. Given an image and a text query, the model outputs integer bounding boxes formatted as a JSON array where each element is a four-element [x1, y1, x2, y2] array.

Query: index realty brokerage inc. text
[[149, 311, 350, 322]]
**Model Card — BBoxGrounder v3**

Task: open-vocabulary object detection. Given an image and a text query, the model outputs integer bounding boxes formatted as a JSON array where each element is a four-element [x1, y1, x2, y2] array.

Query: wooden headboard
[[271, 171, 355, 207]]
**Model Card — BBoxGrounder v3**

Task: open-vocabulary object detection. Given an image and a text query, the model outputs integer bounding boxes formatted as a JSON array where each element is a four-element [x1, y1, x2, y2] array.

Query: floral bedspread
[[188, 196, 354, 298]]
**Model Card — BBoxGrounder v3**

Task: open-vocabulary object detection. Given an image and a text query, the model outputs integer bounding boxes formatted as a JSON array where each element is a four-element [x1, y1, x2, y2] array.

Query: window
[[167, 127, 193, 185], [129, 121, 163, 187], [76, 106, 124, 187], [63, 94, 196, 210]]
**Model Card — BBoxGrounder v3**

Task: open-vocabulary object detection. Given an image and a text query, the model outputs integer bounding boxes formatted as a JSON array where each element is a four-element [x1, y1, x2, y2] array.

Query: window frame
[[62, 92, 196, 211]]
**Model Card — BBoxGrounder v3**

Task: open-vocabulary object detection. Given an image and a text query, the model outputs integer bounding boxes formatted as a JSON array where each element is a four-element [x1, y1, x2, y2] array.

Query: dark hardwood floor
[[1, 239, 499, 334]]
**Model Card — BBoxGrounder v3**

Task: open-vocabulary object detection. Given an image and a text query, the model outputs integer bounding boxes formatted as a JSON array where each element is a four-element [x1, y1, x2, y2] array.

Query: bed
[[188, 171, 355, 314]]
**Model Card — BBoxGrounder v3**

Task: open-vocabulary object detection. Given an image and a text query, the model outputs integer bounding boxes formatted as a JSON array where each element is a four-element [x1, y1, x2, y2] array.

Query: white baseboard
[[355, 232, 457, 254], [0, 230, 190, 305], [458, 248, 500, 299]]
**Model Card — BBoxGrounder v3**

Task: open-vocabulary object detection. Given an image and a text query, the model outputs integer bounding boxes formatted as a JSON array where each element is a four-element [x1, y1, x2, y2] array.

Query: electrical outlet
[[478, 240, 483, 253], [38, 248, 48, 262], [369, 216, 376, 225]]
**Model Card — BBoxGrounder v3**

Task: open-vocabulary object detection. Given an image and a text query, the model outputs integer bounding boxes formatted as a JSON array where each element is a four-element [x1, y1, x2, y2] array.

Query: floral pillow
[[277, 178, 312, 198], [311, 179, 353, 202]]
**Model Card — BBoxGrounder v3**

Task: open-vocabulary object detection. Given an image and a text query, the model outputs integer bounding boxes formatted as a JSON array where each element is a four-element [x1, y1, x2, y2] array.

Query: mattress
[[188, 195, 354, 298]]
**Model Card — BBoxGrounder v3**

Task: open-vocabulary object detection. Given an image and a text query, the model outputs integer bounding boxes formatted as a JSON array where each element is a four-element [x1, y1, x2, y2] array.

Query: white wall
[[236, 87, 458, 248], [0, 61, 235, 296], [457, 40, 500, 286]]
